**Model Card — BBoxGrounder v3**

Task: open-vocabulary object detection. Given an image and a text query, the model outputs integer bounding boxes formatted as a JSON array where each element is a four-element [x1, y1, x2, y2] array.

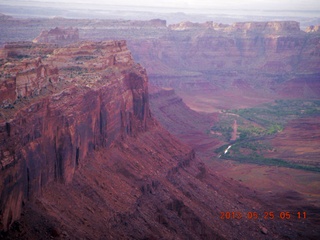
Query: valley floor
[[149, 88, 320, 237]]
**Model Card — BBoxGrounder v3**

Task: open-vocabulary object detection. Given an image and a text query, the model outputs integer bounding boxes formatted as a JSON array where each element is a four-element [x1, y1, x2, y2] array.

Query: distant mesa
[[231, 21, 301, 33], [148, 19, 167, 27], [51, 16, 66, 19], [33, 27, 79, 45], [169, 20, 301, 33], [306, 25, 320, 33], [129, 19, 167, 28], [168, 21, 220, 30], [0, 13, 13, 20]]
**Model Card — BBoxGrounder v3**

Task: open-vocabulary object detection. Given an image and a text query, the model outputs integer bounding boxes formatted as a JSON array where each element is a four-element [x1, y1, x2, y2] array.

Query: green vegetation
[[210, 113, 239, 141], [232, 99, 320, 126], [212, 99, 320, 172], [226, 155, 320, 172], [211, 125, 233, 141]]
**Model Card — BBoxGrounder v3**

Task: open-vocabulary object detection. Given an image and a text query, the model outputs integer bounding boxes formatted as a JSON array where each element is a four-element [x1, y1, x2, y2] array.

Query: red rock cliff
[[0, 40, 151, 231], [129, 20, 320, 97]]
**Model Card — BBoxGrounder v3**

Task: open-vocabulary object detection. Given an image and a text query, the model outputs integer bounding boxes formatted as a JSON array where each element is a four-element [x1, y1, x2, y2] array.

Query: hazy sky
[[2, 0, 320, 11]]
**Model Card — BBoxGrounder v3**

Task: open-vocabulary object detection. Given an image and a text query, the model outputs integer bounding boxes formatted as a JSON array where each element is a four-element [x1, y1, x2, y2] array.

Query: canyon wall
[[0, 21, 319, 238], [1, 19, 319, 90], [128, 21, 320, 98], [0, 40, 151, 231], [0, 40, 299, 240]]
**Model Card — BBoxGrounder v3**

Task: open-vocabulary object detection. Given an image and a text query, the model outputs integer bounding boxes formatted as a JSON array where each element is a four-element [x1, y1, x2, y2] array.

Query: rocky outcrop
[[230, 21, 301, 33], [33, 27, 79, 44], [0, 40, 151, 231], [306, 25, 320, 33], [0, 57, 59, 107]]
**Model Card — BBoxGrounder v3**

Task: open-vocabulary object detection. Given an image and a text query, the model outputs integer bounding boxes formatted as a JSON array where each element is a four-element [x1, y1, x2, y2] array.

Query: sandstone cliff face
[[132, 21, 312, 75], [0, 40, 151, 231], [129, 21, 320, 98]]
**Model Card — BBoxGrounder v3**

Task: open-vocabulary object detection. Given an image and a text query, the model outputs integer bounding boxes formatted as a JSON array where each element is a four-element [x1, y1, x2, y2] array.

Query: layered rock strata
[[0, 21, 319, 239], [0, 40, 151, 231], [128, 21, 320, 99]]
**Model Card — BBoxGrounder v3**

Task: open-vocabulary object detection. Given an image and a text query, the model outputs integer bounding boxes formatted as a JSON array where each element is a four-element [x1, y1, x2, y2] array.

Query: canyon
[[0, 15, 320, 239], [1, 38, 313, 240]]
